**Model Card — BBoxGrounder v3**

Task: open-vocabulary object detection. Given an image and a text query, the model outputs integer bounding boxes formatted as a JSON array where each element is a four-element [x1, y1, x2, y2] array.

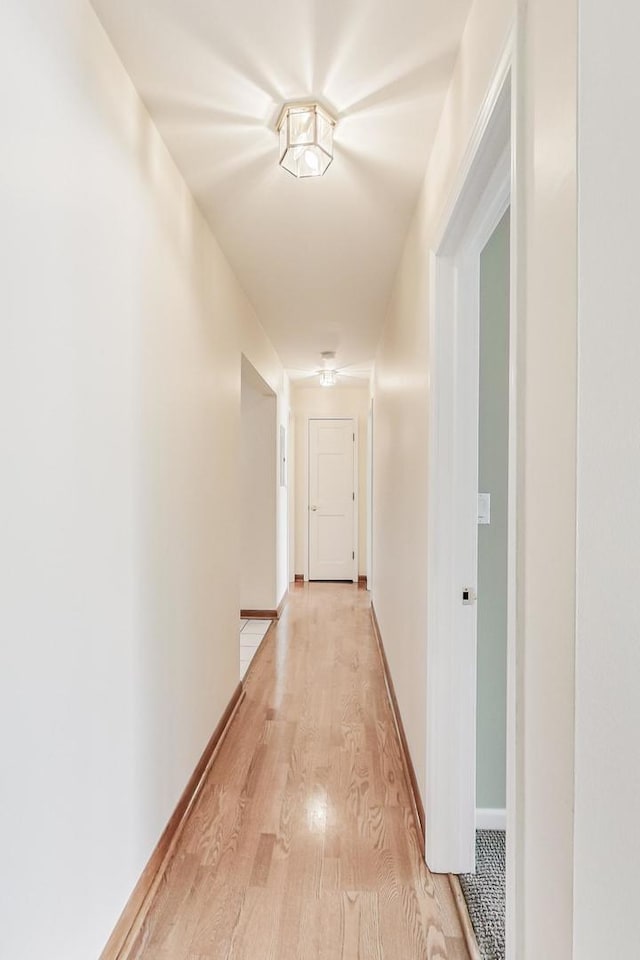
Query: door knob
[[310, 505, 318, 511]]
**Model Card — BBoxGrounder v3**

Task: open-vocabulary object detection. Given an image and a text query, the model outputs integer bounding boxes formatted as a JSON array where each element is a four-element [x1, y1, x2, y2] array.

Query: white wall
[[372, 0, 579, 955], [291, 385, 370, 578], [241, 360, 277, 610], [515, 1, 578, 956], [573, 1, 640, 955], [372, 0, 513, 841], [0, 2, 286, 958], [238, 321, 291, 608]]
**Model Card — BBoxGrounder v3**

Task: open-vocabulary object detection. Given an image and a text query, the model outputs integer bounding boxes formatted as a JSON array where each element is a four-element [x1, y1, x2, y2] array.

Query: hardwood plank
[[371, 602, 426, 849], [116, 583, 470, 960], [100, 683, 244, 960], [248, 833, 276, 886], [188, 880, 245, 957], [448, 874, 482, 960]]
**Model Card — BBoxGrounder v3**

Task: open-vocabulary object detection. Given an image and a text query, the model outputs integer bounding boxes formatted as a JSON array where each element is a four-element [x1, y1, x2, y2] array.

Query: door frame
[[425, 29, 518, 949], [303, 417, 358, 583], [366, 398, 373, 591]]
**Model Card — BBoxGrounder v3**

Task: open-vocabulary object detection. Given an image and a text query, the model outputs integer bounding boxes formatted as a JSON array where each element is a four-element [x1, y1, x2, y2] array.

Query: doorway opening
[[475, 209, 510, 833], [426, 41, 516, 960], [240, 356, 278, 677], [458, 206, 510, 960]]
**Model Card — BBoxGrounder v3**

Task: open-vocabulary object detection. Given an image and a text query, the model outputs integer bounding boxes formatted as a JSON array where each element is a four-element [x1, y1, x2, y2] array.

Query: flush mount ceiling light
[[319, 351, 337, 386], [277, 103, 336, 178], [319, 369, 337, 387]]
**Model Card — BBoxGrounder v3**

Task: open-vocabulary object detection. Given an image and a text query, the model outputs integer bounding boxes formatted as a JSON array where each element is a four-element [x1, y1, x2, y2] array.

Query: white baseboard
[[476, 807, 506, 830]]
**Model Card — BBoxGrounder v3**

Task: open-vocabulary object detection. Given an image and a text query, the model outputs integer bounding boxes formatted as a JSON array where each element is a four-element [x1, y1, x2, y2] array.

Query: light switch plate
[[478, 492, 491, 524]]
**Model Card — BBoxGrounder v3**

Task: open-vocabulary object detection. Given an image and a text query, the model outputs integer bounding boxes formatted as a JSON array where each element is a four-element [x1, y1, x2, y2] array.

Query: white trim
[[288, 410, 296, 584], [366, 400, 373, 590], [505, 21, 522, 957], [426, 32, 515, 882], [302, 416, 309, 582], [352, 422, 359, 583], [305, 417, 358, 583], [432, 27, 514, 254], [476, 807, 507, 831]]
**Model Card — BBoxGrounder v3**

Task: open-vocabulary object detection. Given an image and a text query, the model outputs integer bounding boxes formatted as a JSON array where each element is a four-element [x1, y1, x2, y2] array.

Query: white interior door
[[308, 418, 356, 581]]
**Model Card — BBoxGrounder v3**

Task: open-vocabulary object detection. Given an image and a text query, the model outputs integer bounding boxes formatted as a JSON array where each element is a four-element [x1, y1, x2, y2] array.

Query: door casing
[[426, 30, 518, 955]]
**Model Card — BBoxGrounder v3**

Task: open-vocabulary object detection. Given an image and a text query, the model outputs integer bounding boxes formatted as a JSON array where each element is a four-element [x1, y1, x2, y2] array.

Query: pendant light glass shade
[[277, 103, 335, 178]]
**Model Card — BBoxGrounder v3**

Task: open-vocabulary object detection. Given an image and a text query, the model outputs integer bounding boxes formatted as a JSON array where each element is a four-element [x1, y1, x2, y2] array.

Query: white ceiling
[[91, 0, 470, 376]]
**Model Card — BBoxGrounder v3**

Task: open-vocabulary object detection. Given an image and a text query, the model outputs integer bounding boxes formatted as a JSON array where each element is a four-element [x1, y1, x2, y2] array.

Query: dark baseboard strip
[[448, 874, 482, 960], [242, 588, 289, 623], [370, 603, 426, 850], [294, 574, 304, 583], [358, 575, 367, 588], [99, 682, 245, 960]]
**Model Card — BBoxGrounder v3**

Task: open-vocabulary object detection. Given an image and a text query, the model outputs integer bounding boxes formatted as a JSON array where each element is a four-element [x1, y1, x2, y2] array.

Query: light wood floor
[[128, 583, 470, 960]]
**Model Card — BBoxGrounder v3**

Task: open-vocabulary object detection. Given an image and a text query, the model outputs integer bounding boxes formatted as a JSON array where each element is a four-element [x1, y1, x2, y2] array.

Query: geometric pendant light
[[277, 103, 335, 178]]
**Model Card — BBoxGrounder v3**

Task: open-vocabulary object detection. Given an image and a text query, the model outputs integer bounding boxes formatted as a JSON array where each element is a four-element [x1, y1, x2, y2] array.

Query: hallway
[[126, 584, 470, 960], [4, 0, 640, 955]]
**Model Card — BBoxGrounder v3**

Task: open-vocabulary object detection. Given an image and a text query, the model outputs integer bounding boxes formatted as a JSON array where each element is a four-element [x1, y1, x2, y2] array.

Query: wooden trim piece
[[370, 603, 426, 849], [358, 575, 367, 588], [294, 574, 304, 583], [242, 589, 289, 622], [448, 874, 482, 960], [100, 682, 245, 960]]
